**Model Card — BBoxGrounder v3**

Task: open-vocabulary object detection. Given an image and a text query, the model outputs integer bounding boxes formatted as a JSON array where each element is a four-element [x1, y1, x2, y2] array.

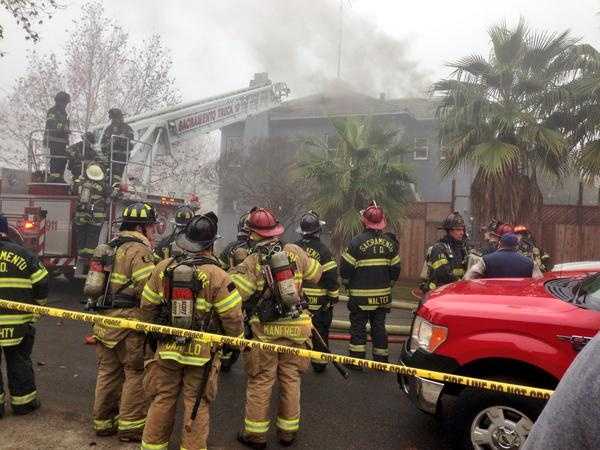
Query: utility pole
[[337, 0, 343, 78]]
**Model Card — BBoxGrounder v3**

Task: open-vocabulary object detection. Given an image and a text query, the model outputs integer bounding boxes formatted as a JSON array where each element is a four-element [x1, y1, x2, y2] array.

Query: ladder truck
[[0, 73, 290, 281]]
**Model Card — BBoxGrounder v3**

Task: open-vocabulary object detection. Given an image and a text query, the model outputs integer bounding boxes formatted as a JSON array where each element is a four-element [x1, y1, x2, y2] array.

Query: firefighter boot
[[0, 403, 4, 419], [278, 430, 297, 447], [13, 398, 41, 416], [237, 431, 267, 449], [118, 429, 143, 443]]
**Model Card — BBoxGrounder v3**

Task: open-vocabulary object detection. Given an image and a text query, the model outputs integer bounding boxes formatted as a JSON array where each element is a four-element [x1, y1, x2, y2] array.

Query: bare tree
[[214, 137, 313, 231], [0, 0, 180, 166], [150, 133, 220, 203], [0, 0, 62, 56]]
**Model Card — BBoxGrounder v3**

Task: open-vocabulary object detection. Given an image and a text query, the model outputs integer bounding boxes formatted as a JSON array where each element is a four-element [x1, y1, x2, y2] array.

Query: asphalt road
[[0, 279, 450, 450]]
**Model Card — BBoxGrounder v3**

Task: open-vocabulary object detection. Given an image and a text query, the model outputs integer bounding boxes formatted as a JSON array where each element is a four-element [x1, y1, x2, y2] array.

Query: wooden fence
[[397, 202, 600, 280]]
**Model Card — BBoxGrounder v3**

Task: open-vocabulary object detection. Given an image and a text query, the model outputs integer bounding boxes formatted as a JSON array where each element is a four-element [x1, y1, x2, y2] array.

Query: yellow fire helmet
[[85, 163, 105, 181]]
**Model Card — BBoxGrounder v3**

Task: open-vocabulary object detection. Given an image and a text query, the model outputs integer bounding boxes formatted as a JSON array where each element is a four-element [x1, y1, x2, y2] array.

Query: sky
[[1, 0, 600, 102]]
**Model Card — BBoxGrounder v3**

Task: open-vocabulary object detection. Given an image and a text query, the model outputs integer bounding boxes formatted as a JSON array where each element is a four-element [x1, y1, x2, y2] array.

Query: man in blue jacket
[[465, 233, 542, 279]]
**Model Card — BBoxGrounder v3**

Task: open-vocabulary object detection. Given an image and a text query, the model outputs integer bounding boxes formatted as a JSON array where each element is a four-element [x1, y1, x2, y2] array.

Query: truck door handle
[[556, 335, 593, 352]]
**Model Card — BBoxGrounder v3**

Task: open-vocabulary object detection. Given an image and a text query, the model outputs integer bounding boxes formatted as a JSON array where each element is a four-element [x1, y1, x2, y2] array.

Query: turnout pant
[[142, 357, 220, 450], [0, 325, 38, 413], [93, 332, 147, 438], [348, 302, 390, 362], [310, 307, 333, 369], [242, 347, 309, 444], [49, 142, 68, 180]]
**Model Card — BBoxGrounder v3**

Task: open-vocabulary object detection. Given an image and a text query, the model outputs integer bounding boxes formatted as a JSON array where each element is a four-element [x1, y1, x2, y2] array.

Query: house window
[[414, 137, 429, 160], [440, 138, 449, 160]]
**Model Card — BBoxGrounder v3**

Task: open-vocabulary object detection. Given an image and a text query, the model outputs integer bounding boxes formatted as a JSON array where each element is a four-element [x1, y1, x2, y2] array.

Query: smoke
[[207, 0, 430, 98]]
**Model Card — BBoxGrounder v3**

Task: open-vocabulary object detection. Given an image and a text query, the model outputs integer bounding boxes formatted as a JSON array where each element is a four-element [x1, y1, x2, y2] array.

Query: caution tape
[[0, 299, 554, 400]]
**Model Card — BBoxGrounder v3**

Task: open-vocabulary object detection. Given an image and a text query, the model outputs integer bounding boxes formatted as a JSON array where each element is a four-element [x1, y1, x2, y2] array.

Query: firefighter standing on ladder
[[295, 210, 340, 373], [340, 202, 401, 366], [140, 212, 244, 450], [100, 108, 134, 186], [230, 207, 322, 448], [44, 91, 71, 182], [0, 214, 48, 418], [88, 202, 157, 442]]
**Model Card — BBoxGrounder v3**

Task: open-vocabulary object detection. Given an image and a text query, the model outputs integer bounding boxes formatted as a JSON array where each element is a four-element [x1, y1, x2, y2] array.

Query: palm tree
[[434, 19, 576, 226], [553, 44, 600, 181], [298, 117, 414, 253]]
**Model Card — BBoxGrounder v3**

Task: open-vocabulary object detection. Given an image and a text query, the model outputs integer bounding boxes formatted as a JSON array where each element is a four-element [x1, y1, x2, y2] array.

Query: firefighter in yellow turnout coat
[[91, 203, 158, 441], [141, 212, 244, 450], [231, 208, 322, 449]]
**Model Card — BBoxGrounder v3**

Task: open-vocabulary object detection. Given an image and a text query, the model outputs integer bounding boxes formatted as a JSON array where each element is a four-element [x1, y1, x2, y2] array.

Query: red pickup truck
[[400, 270, 600, 450]]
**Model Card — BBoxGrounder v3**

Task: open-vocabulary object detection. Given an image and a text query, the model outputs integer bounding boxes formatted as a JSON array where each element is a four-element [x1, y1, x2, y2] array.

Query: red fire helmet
[[360, 202, 387, 230], [495, 223, 514, 236], [246, 207, 285, 238]]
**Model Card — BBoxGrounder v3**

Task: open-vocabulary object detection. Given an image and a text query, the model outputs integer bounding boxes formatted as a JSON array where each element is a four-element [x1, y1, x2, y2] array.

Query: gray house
[[217, 86, 596, 242]]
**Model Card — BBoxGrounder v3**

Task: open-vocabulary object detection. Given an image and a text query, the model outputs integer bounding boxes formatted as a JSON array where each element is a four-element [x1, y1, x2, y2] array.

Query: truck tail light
[[409, 316, 448, 353]]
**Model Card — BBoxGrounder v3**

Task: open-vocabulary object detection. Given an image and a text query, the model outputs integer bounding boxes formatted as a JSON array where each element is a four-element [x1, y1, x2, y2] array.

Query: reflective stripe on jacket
[[295, 236, 339, 311], [339, 230, 400, 310], [0, 239, 49, 346], [141, 254, 244, 366], [93, 231, 154, 348], [230, 242, 322, 347]]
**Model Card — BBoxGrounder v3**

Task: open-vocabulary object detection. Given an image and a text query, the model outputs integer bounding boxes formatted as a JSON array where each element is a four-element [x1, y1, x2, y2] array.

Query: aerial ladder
[[1, 73, 290, 280]]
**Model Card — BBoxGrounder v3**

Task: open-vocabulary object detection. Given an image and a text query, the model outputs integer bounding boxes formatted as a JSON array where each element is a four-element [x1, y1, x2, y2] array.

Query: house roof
[[269, 84, 438, 121]]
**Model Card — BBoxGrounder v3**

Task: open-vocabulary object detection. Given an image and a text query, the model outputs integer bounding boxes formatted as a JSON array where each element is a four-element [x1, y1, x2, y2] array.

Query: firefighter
[[479, 218, 504, 256], [230, 207, 322, 448], [340, 203, 401, 365], [468, 220, 512, 270], [140, 212, 244, 450], [73, 163, 110, 261], [67, 131, 98, 179], [295, 210, 339, 373], [219, 212, 251, 271], [420, 211, 469, 293], [100, 108, 134, 185], [44, 91, 71, 182], [514, 225, 551, 272], [154, 205, 195, 260], [90, 202, 157, 442], [0, 214, 48, 418]]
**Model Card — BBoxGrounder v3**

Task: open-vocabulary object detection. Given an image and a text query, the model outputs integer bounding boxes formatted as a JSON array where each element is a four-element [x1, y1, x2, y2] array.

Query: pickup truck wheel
[[451, 388, 543, 450]]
